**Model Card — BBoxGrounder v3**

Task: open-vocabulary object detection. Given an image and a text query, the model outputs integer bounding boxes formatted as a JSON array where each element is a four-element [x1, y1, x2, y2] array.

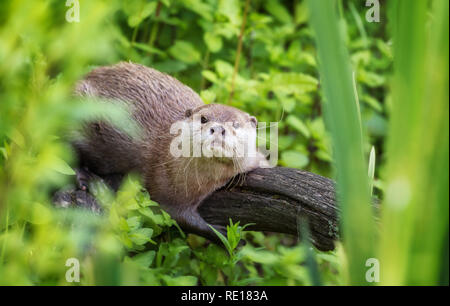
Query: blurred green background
[[0, 0, 448, 285]]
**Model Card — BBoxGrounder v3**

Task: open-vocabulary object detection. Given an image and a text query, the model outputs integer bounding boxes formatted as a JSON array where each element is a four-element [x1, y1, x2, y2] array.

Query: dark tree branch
[[199, 167, 339, 251], [54, 167, 340, 252]]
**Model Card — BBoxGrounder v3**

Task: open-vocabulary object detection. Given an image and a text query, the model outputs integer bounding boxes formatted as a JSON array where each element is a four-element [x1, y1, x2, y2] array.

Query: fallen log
[[54, 166, 339, 251], [199, 167, 338, 251]]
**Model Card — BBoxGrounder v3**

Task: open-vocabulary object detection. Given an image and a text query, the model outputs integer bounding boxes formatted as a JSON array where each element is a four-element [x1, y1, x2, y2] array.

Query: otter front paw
[[75, 167, 101, 191]]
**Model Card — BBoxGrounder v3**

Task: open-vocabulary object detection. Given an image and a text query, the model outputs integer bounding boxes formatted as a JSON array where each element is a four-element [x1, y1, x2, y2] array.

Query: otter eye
[[201, 116, 208, 124], [233, 122, 240, 129]]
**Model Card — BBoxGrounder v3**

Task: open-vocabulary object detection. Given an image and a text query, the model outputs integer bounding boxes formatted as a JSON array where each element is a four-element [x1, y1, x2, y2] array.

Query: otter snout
[[209, 125, 226, 137]]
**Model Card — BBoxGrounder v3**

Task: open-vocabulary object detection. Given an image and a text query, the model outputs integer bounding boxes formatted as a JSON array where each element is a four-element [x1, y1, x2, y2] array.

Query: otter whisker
[[149, 156, 180, 169], [194, 158, 202, 192], [182, 156, 195, 197], [225, 169, 238, 190], [229, 158, 243, 188], [236, 160, 246, 187]]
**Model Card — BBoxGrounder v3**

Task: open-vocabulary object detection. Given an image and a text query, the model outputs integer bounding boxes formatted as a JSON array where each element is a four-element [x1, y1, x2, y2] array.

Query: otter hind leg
[[174, 207, 227, 246], [75, 167, 98, 191], [75, 167, 124, 192]]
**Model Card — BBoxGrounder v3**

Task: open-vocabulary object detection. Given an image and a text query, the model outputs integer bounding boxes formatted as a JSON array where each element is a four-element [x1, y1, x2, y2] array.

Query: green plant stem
[[148, 1, 162, 60], [200, 50, 210, 90], [227, 0, 251, 104]]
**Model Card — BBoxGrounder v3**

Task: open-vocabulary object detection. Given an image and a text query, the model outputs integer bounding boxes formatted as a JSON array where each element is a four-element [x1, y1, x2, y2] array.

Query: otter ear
[[250, 116, 257, 127], [185, 109, 193, 118]]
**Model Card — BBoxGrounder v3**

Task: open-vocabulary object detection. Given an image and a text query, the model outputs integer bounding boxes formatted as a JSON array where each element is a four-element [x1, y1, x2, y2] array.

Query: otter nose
[[210, 125, 226, 136]]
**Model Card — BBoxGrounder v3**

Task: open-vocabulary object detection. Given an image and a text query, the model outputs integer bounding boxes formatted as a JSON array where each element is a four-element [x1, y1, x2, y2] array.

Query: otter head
[[184, 104, 259, 173]]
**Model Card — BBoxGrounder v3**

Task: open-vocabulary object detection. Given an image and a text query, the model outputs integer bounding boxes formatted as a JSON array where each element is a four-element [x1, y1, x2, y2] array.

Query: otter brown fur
[[73, 62, 266, 243]]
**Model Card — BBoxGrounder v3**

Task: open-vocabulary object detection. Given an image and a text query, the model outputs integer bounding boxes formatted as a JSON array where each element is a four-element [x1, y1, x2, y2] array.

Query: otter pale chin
[[72, 62, 268, 244]]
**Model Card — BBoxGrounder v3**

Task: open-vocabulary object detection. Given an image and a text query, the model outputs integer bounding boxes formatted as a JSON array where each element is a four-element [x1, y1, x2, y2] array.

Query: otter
[[72, 62, 267, 243]]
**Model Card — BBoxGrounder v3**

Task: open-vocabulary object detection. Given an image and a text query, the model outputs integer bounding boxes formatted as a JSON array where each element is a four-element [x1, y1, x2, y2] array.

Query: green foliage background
[[0, 0, 447, 285]]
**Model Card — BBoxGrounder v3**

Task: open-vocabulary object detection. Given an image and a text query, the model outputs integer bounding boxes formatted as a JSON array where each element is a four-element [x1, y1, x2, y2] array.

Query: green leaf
[[26, 202, 53, 225], [278, 135, 295, 150], [281, 150, 309, 169], [126, 216, 142, 230], [0, 147, 7, 159], [208, 225, 232, 255], [357, 70, 385, 87], [286, 115, 311, 138], [163, 275, 198, 286], [201, 70, 219, 83], [215, 60, 234, 77], [264, 0, 293, 24], [200, 89, 217, 103], [294, 1, 309, 25], [218, 0, 241, 26], [271, 72, 318, 95], [168, 41, 201, 64], [131, 42, 165, 56], [241, 247, 278, 264], [180, 0, 213, 21], [204, 32, 223, 53], [50, 157, 75, 175], [129, 228, 155, 245], [126, 1, 158, 27], [361, 94, 383, 112], [130, 250, 156, 268], [226, 220, 240, 250]]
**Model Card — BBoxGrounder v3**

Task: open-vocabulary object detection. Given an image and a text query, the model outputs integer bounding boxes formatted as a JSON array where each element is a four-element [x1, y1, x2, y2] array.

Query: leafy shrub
[[0, 0, 447, 286]]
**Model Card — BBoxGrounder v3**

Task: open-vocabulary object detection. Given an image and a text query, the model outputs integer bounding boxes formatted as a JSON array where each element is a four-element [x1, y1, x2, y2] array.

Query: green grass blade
[[307, 0, 376, 285], [208, 224, 232, 255], [368, 146, 376, 196], [380, 0, 449, 285]]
